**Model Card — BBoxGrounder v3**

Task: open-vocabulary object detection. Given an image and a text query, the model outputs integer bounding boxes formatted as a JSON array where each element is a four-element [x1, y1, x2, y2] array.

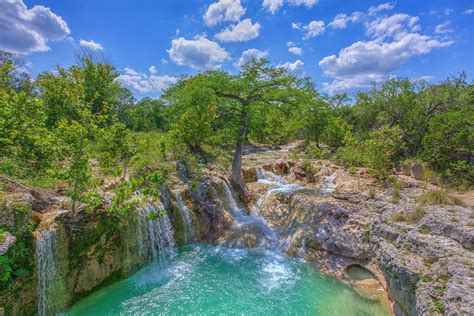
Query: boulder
[[242, 167, 258, 183], [401, 164, 412, 176], [273, 160, 289, 175], [0, 232, 16, 255], [411, 162, 424, 180]]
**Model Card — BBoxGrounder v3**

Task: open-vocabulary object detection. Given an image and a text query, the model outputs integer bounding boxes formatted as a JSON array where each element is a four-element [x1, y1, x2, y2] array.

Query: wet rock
[[273, 160, 289, 175]]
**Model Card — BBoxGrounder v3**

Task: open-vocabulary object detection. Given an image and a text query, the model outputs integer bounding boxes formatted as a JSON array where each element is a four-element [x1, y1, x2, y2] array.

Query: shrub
[[363, 126, 402, 179]]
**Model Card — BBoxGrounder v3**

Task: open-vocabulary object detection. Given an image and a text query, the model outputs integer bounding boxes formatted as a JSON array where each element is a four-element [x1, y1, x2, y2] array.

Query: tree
[[125, 97, 166, 131], [161, 76, 218, 153], [422, 109, 474, 187], [201, 59, 304, 202]]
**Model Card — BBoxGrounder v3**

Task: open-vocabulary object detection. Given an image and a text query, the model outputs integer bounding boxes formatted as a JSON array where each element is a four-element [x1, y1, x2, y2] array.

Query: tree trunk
[[231, 107, 250, 204]]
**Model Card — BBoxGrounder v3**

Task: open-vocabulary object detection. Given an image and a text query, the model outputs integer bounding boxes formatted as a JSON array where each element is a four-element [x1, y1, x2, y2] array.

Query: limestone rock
[[242, 167, 258, 183], [411, 163, 424, 180], [0, 232, 16, 255]]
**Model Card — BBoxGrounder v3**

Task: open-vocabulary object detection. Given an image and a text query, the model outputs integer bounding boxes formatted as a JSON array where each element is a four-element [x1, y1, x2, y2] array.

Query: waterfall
[[36, 229, 58, 316], [137, 204, 177, 263], [222, 181, 244, 218], [174, 192, 194, 243], [319, 171, 337, 196]]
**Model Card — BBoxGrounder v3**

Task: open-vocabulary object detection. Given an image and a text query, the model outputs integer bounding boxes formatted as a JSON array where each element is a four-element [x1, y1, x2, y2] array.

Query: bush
[[363, 126, 402, 179]]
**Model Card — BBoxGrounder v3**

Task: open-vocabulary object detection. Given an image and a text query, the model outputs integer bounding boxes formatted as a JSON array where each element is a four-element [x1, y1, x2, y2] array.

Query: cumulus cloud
[[117, 67, 178, 94], [203, 0, 245, 26], [149, 65, 156, 74], [294, 20, 325, 39], [235, 48, 268, 67], [167, 36, 230, 70], [366, 14, 420, 39], [79, 39, 103, 51], [263, 0, 317, 13], [368, 2, 395, 16], [279, 60, 305, 76], [319, 33, 453, 93], [262, 0, 284, 13], [287, 41, 302, 55], [215, 19, 260, 42], [320, 12, 453, 93], [288, 0, 318, 8], [434, 21, 453, 34], [328, 12, 362, 29], [0, 0, 70, 54]]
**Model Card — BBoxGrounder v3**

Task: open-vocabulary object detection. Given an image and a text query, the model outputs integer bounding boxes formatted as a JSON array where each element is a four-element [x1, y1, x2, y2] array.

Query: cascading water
[[36, 229, 58, 316], [137, 204, 177, 263], [174, 192, 195, 243]]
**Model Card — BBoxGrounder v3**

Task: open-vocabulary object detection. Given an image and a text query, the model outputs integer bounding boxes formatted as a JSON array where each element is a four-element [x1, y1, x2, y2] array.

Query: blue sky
[[2, 0, 473, 98]]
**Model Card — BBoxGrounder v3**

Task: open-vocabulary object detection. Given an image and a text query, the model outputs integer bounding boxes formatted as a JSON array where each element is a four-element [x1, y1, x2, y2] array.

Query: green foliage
[[363, 126, 402, 179], [146, 209, 167, 221], [422, 109, 474, 188], [321, 115, 352, 148], [435, 300, 445, 313], [124, 97, 165, 131], [0, 239, 34, 289], [0, 90, 54, 176]]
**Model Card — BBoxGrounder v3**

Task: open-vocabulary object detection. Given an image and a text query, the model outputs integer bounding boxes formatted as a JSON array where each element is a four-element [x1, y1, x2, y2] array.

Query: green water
[[64, 245, 390, 315]]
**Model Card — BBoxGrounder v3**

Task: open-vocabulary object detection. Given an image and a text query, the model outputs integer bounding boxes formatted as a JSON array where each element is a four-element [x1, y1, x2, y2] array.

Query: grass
[[0, 233, 5, 244], [419, 275, 431, 282], [390, 177, 404, 204], [368, 186, 376, 199], [435, 300, 445, 313], [418, 225, 432, 234], [419, 190, 465, 206], [390, 206, 426, 224]]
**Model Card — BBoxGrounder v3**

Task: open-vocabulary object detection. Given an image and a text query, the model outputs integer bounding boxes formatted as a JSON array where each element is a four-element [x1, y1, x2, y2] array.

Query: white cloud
[[149, 65, 156, 74], [117, 67, 178, 94], [215, 19, 260, 42], [235, 48, 268, 67], [161, 59, 168, 64], [298, 20, 325, 39], [319, 27, 453, 93], [368, 2, 395, 16], [463, 9, 474, 14], [0, 0, 70, 54], [444, 9, 453, 16], [263, 0, 284, 13], [279, 60, 305, 76], [366, 14, 420, 40], [167, 36, 230, 70], [288, 0, 318, 8], [287, 41, 302, 55], [203, 0, 245, 26], [263, 0, 317, 13], [328, 12, 363, 29], [435, 21, 453, 34], [79, 39, 103, 51], [288, 46, 303, 55]]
